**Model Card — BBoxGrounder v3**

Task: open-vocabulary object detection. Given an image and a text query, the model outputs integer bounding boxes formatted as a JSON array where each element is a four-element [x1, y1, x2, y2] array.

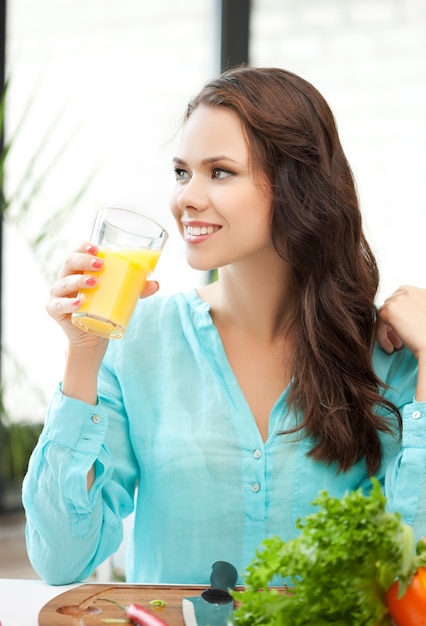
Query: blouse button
[[251, 482, 261, 493], [253, 449, 262, 459], [412, 410, 421, 420], [91, 414, 101, 424]]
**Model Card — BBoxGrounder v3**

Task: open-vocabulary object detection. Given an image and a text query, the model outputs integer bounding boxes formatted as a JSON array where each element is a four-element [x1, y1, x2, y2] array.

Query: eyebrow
[[172, 155, 241, 166]]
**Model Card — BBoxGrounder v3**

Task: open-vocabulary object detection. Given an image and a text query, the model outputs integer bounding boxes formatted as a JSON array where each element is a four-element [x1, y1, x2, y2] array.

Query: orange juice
[[72, 247, 160, 338]]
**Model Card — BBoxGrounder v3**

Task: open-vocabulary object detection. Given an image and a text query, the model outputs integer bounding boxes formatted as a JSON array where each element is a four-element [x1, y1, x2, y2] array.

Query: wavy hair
[[185, 66, 401, 474]]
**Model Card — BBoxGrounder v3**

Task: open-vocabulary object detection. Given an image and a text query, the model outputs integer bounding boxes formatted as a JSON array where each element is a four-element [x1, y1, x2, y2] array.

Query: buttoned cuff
[[42, 384, 108, 454], [402, 400, 426, 447]]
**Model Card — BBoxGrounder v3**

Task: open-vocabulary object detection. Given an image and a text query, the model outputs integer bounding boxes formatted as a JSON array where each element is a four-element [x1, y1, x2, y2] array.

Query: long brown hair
[[185, 66, 401, 474]]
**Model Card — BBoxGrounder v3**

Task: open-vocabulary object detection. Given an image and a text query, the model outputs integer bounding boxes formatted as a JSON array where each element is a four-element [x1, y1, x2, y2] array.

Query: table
[[0, 579, 77, 626], [0, 579, 217, 625]]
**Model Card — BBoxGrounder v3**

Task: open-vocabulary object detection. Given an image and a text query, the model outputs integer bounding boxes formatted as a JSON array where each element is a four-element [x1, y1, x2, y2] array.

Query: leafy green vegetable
[[231, 479, 426, 626]]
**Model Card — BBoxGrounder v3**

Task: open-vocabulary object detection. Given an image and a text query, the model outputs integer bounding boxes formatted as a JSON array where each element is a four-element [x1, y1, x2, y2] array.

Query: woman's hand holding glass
[[47, 241, 160, 406], [46, 241, 160, 349]]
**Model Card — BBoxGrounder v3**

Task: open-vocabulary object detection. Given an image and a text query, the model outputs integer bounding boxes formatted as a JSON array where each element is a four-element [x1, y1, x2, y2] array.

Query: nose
[[174, 174, 209, 213]]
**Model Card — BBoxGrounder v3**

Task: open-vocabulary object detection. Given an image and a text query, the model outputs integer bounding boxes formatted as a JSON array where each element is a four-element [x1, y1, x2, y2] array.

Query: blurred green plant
[[0, 421, 43, 512], [0, 78, 97, 278], [0, 77, 97, 509], [0, 410, 42, 488], [208, 268, 218, 283]]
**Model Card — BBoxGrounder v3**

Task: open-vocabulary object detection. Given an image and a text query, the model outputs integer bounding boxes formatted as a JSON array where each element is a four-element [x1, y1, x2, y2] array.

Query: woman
[[23, 66, 426, 585]]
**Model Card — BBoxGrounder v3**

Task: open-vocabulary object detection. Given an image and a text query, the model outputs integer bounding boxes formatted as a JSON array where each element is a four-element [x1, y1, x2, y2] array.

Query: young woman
[[23, 66, 426, 585]]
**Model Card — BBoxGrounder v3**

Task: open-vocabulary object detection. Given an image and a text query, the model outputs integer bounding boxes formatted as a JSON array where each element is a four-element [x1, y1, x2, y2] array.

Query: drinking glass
[[71, 207, 168, 339]]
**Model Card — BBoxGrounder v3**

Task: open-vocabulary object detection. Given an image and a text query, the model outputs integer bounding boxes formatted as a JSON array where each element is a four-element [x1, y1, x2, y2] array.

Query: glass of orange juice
[[71, 207, 168, 339]]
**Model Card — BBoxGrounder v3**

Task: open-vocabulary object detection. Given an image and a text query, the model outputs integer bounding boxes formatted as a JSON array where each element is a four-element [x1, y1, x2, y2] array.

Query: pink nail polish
[[86, 244, 98, 255], [91, 258, 103, 269], [85, 276, 97, 286]]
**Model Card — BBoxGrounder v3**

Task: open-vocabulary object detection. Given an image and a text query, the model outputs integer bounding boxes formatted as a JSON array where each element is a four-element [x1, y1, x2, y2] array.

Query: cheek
[[169, 191, 181, 224], [246, 189, 273, 231]]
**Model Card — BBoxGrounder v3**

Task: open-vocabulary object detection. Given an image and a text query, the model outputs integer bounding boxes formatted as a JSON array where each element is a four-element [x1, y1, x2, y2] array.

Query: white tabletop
[[0, 579, 77, 626]]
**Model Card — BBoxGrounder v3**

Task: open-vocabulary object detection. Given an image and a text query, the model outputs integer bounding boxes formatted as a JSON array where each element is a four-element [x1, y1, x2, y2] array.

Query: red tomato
[[386, 567, 426, 625]]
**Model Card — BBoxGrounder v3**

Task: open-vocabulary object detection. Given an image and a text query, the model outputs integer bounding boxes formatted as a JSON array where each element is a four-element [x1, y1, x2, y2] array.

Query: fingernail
[[86, 245, 98, 255], [72, 296, 83, 307], [85, 276, 97, 286], [91, 258, 103, 269]]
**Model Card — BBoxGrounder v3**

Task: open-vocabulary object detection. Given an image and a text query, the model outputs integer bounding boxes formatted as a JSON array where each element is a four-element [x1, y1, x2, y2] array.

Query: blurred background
[[0, 0, 425, 578]]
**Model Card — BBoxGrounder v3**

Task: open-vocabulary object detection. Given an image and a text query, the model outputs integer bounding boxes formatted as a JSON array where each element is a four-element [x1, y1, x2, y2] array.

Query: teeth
[[186, 225, 218, 236]]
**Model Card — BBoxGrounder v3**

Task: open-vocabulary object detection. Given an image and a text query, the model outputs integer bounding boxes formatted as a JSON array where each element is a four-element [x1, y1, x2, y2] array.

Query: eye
[[212, 167, 233, 180], [174, 168, 190, 182]]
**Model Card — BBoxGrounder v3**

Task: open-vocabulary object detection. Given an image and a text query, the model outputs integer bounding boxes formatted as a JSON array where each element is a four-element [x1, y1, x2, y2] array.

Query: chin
[[188, 262, 216, 273], [186, 256, 217, 273]]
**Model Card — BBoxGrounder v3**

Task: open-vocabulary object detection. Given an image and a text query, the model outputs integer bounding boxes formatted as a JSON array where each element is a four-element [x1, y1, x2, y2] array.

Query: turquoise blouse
[[23, 290, 426, 585]]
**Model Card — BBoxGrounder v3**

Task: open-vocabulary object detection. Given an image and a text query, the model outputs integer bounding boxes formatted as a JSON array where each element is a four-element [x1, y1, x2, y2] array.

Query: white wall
[[3, 0, 426, 421], [251, 0, 426, 302], [3, 0, 217, 420]]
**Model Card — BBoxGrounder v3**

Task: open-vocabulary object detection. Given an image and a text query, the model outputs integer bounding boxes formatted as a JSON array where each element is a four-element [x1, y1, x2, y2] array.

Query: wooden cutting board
[[38, 583, 212, 625]]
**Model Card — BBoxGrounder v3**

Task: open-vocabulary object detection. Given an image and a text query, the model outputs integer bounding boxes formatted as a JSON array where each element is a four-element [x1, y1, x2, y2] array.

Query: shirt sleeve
[[384, 400, 426, 541], [375, 344, 426, 541], [23, 376, 138, 585]]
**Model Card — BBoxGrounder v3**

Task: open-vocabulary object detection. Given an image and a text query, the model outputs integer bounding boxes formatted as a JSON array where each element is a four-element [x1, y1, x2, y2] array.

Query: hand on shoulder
[[377, 285, 426, 359]]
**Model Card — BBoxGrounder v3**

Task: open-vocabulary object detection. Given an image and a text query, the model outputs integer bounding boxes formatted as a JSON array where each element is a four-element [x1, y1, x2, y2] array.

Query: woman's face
[[170, 105, 274, 272]]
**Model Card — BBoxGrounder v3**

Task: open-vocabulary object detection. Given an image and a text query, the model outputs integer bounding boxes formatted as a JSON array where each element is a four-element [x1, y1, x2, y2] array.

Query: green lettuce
[[231, 479, 426, 626]]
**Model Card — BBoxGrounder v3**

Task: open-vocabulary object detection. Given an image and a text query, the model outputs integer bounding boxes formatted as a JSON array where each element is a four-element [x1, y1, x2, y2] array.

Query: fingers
[[379, 285, 423, 326], [386, 328, 404, 351], [48, 243, 161, 324], [57, 242, 103, 280], [377, 285, 426, 358], [141, 280, 159, 299], [47, 242, 104, 320], [376, 321, 403, 354]]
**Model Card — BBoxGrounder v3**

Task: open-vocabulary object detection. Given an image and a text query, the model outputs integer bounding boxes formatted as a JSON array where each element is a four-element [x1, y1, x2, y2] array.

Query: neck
[[199, 253, 297, 342]]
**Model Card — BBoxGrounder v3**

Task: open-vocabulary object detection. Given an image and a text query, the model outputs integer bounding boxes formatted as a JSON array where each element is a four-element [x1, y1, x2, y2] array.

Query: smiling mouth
[[185, 225, 221, 236]]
